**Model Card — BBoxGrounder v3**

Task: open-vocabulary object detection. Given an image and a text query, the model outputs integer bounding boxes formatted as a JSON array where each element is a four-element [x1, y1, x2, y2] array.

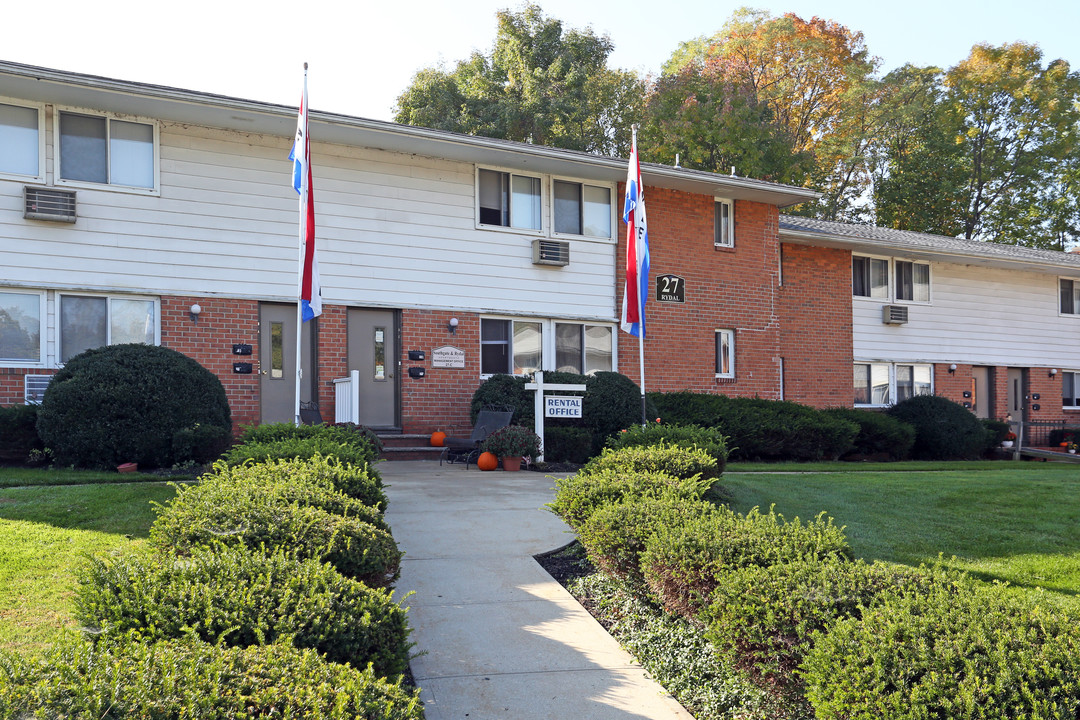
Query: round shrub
[[2, 637, 424, 719], [470, 374, 531, 427], [607, 423, 729, 473], [802, 577, 1080, 719], [150, 490, 401, 587], [703, 559, 937, 703], [581, 443, 720, 481], [204, 455, 387, 512], [75, 545, 411, 676], [640, 507, 852, 620], [886, 394, 989, 460], [550, 466, 711, 531], [543, 426, 594, 464], [583, 371, 657, 450], [36, 344, 231, 469], [823, 407, 916, 460], [0, 403, 43, 463]]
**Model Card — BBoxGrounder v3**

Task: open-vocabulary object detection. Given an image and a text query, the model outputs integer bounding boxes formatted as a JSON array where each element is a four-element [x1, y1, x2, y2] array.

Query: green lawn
[[0, 482, 179, 655], [0, 466, 192, 488], [723, 462, 1080, 613]]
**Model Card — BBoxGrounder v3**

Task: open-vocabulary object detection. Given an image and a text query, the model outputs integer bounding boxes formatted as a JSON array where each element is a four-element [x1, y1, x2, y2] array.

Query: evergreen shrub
[[223, 438, 380, 480], [171, 423, 234, 465], [886, 394, 990, 460], [0, 638, 424, 720], [550, 466, 710, 531], [469, 374, 531, 427], [0, 403, 43, 463], [75, 545, 411, 676], [803, 576, 1080, 719], [640, 507, 852, 619], [542, 426, 593, 464], [581, 443, 720, 481], [238, 422, 383, 454], [822, 407, 915, 460], [606, 423, 729, 473], [36, 344, 231, 469], [650, 392, 857, 461]]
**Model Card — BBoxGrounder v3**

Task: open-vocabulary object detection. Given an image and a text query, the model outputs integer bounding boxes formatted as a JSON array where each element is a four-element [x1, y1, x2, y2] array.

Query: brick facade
[[399, 308, 479, 436]]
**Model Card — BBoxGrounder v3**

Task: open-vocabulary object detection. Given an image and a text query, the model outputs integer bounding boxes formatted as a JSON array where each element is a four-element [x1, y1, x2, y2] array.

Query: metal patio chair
[[439, 405, 514, 467]]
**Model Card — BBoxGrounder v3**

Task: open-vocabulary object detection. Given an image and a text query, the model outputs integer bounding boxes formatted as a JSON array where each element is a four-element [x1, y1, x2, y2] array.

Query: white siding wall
[[854, 261, 1080, 367], [2, 116, 616, 322]]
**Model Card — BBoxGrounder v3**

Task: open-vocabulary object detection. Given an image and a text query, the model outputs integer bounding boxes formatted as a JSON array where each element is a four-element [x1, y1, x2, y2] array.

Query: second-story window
[[58, 111, 156, 190], [553, 180, 611, 238], [714, 199, 733, 247], [478, 169, 541, 230], [0, 101, 41, 178]]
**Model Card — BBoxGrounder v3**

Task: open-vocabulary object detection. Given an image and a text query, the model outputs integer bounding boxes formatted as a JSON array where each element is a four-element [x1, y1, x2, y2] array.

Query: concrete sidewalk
[[381, 461, 693, 720]]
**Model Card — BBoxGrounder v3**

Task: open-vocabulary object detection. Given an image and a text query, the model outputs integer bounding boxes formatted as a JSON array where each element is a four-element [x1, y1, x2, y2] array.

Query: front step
[[376, 432, 445, 461]]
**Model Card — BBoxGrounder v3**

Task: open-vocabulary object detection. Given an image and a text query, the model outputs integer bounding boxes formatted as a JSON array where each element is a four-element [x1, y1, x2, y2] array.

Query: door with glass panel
[[347, 308, 398, 428], [259, 303, 316, 424]]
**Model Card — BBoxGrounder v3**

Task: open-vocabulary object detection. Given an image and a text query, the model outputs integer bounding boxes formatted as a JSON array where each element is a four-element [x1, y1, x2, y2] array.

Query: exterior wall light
[[447, 317, 459, 334], [190, 303, 202, 324], [948, 363, 957, 373], [1050, 368, 1059, 377]]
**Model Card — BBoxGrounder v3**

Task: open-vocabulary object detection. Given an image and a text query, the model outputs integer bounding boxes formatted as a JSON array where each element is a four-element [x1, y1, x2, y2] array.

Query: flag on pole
[[620, 131, 649, 337], [289, 71, 321, 321]]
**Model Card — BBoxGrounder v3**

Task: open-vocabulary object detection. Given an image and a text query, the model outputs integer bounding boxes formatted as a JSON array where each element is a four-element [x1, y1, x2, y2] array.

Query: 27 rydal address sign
[[656, 274, 685, 303]]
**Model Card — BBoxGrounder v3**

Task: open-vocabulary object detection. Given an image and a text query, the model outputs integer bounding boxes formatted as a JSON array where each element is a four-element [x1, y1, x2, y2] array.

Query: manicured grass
[[0, 482, 179, 655], [725, 459, 1014, 473], [723, 462, 1080, 612], [0, 466, 192, 488]]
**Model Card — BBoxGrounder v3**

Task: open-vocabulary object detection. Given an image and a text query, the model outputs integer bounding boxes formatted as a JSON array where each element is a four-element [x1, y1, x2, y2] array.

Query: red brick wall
[[316, 304, 348, 423], [399, 308, 481, 435], [1028, 368, 1066, 423], [933, 363, 971, 408], [778, 243, 853, 408], [160, 296, 260, 431], [617, 189, 782, 399]]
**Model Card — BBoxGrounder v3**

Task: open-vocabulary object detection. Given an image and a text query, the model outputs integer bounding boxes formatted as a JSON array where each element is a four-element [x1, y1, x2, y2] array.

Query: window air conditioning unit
[[532, 239, 570, 266], [24, 186, 77, 223], [882, 304, 909, 325], [24, 374, 53, 404]]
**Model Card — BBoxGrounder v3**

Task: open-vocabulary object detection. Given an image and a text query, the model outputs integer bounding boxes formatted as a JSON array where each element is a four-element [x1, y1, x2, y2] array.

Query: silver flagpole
[[294, 63, 308, 427], [633, 125, 647, 428]]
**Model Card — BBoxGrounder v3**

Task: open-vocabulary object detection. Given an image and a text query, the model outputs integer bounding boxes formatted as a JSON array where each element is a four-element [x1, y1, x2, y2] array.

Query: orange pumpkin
[[476, 451, 498, 471], [430, 431, 446, 447]]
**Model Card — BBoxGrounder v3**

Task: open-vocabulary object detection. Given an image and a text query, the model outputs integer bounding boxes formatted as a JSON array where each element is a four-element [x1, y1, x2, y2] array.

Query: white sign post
[[524, 371, 586, 462]]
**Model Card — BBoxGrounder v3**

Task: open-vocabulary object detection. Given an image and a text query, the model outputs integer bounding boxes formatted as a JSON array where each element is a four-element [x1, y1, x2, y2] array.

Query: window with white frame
[[0, 290, 44, 363], [895, 261, 930, 302], [57, 111, 156, 190], [553, 180, 611, 238], [477, 168, 542, 230], [854, 362, 933, 406], [715, 329, 735, 377], [852, 256, 889, 298], [0, 101, 42, 178], [480, 318, 541, 375], [1060, 279, 1080, 315], [59, 294, 159, 363], [1064, 371, 1080, 407], [555, 323, 612, 374], [714, 199, 733, 247]]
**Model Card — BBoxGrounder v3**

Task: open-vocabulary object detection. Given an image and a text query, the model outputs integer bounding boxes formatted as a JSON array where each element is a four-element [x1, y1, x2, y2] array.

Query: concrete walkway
[[381, 460, 693, 720]]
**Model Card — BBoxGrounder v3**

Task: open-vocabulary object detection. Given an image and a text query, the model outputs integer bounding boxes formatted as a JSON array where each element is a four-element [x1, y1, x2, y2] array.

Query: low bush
[[171, 423, 234, 465], [640, 507, 852, 619], [650, 392, 858, 461], [543, 426, 594, 464], [982, 418, 1012, 449], [0, 637, 424, 719], [0, 403, 43, 463], [75, 545, 411, 676], [581, 443, 720, 481], [578, 495, 716, 585], [823, 407, 915, 460], [203, 455, 387, 512], [703, 559, 937, 707], [606, 423, 729, 473], [150, 492, 401, 587], [583, 371, 657, 451], [802, 576, 1080, 719], [886, 394, 990, 460], [238, 422, 383, 455], [223, 437, 380, 480], [36, 344, 231, 469], [550, 467, 711, 531]]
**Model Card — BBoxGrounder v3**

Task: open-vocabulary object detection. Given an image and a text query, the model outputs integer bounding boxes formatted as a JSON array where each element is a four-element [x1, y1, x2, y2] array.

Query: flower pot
[[1001, 441, 1013, 449], [1071, 449, 1077, 455], [501, 456, 522, 472], [117, 462, 138, 473]]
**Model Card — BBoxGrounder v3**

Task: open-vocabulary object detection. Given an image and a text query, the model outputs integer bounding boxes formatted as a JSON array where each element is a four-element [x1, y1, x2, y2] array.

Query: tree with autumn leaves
[[395, 4, 1080, 249]]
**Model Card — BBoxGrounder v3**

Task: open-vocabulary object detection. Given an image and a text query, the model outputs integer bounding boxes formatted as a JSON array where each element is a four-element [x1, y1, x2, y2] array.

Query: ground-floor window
[[0, 289, 44, 363], [855, 361, 932, 407], [58, 294, 159, 363], [715, 329, 734, 378], [1064, 371, 1080, 408], [481, 317, 613, 376]]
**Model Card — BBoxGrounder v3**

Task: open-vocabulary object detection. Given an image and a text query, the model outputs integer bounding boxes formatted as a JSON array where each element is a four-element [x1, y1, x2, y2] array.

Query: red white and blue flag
[[289, 70, 321, 321], [620, 131, 649, 338]]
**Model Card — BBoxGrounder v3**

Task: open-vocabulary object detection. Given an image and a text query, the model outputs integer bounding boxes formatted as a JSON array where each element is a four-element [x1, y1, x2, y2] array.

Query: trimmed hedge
[[803, 577, 1080, 719], [543, 426, 593, 464], [823, 407, 916, 460], [238, 422, 383, 454], [606, 423, 729, 473], [0, 403, 42, 463], [650, 392, 858, 461], [36, 344, 231, 469], [886, 394, 990, 460], [0, 637, 424, 720], [150, 491, 401, 587], [581, 443, 720, 481], [550, 467, 711, 532], [640, 507, 852, 619], [703, 559, 937, 705], [200, 456, 387, 515], [75, 545, 411, 676], [224, 437, 380, 478]]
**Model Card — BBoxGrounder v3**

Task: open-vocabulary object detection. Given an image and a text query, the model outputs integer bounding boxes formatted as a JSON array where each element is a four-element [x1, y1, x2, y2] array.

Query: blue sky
[[4, 0, 1076, 122]]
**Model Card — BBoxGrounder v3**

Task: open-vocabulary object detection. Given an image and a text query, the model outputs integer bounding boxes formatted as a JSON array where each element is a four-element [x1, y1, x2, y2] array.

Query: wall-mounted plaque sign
[[432, 345, 466, 368], [656, 274, 685, 303]]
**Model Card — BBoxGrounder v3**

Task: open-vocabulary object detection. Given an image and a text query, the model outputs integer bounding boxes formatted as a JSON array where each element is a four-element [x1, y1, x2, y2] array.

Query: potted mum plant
[[481, 425, 541, 471], [1002, 431, 1016, 449]]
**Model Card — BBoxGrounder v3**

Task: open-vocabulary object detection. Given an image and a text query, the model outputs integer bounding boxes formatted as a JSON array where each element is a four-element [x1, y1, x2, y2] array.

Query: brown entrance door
[[972, 366, 991, 419], [347, 308, 398, 428], [1006, 367, 1026, 424], [259, 303, 316, 424]]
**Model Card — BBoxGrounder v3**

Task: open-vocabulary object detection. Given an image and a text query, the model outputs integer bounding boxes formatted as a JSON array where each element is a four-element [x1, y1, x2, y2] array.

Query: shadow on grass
[[0, 483, 180, 539]]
